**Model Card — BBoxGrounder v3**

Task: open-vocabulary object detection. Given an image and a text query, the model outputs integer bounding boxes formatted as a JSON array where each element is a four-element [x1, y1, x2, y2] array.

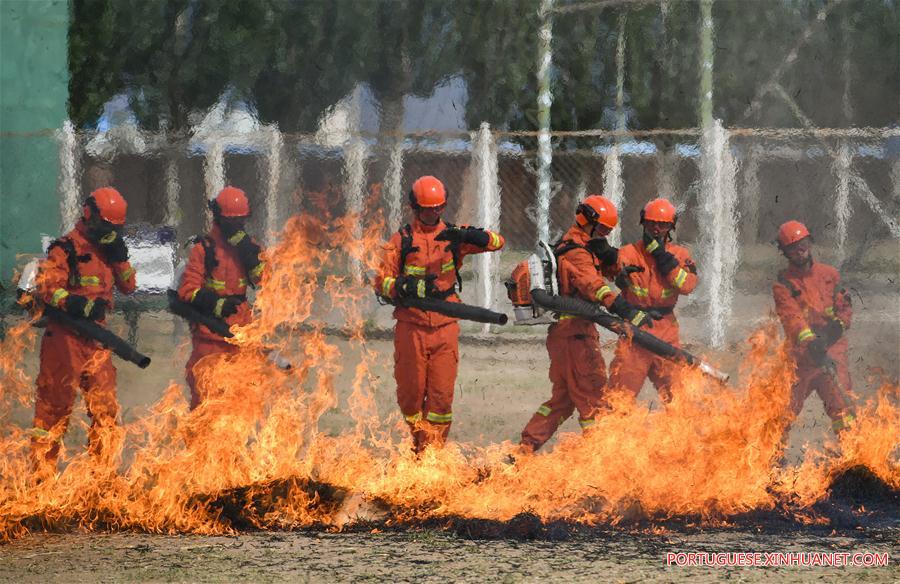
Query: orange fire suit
[[520, 225, 619, 451], [32, 221, 137, 463], [608, 239, 697, 402], [374, 218, 504, 452], [773, 261, 853, 432], [177, 225, 264, 409]]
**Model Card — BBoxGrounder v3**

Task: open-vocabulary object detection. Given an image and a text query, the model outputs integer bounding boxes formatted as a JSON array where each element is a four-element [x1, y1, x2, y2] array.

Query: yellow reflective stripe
[[79, 275, 101, 286], [579, 418, 596, 429], [594, 285, 613, 301], [426, 411, 453, 423], [227, 230, 247, 246], [214, 298, 225, 318], [99, 231, 117, 245], [403, 265, 426, 276], [117, 267, 135, 281], [673, 268, 688, 288], [51, 288, 69, 307], [661, 288, 675, 298], [82, 298, 95, 317], [797, 328, 815, 343], [631, 286, 649, 297], [382, 277, 396, 297], [536, 405, 552, 417], [631, 311, 647, 326], [250, 262, 265, 279], [205, 278, 226, 291], [558, 313, 577, 320], [824, 306, 835, 317], [489, 231, 501, 248], [441, 259, 455, 273], [832, 414, 855, 433], [416, 279, 426, 298], [189, 288, 200, 303], [238, 278, 248, 287], [645, 239, 660, 253], [404, 412, 422, 424], [27, 427, 51, 439]]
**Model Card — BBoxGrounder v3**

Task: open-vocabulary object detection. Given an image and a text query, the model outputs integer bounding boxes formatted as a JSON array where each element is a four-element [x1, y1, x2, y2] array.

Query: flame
[[0, 211, 897, 542]]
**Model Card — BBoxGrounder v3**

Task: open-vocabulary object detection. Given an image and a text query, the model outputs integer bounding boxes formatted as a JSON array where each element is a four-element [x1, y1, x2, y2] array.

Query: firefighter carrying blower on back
[[30, 188, 138, 471], [512, 195, 655, 453], [374, 176, 505, 454], [607, 198, 698, 404]]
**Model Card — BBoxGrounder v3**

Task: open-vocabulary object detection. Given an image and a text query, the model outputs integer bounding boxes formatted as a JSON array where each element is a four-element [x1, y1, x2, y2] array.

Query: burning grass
[[1, 212, 897, 543]]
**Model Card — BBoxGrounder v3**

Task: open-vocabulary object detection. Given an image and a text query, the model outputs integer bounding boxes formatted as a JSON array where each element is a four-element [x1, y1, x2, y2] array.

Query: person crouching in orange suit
[[374, 176, 505, 453], [519, 195, 654, 452], [773, 220, 854, 434], [608, 198, 698, 403], [31, 187, 138, 469], [177, 186, 266, 410]]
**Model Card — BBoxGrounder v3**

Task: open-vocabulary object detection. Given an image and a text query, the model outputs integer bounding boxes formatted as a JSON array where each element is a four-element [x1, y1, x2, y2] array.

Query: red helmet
[[576, 195, 618, 229], [86, 187, 127, 225], [213, 186, 250, 217], [409, 176, 447, 208], [777, 220, 811, 248], [641, 198, 677, 224]]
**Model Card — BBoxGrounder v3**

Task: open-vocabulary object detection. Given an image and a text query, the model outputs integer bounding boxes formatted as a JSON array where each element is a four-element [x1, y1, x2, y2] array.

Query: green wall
[[0, 0, 69, 287]]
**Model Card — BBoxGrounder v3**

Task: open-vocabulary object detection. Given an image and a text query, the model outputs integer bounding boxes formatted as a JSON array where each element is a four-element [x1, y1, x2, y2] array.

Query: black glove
[[585, 237, 619, 266], [65, 295, 108, 321], [644, 235, 678, 275], [192, 288, 219, 315], [396, 274, 438, 299], [806, 336, 830, 366], [215, 296, 242, 319], [610, 295, 653, 328], [232, 234, 263, 276], [435, 226, 491, 248], [615, 265, 644, 290], [816, 319, 844, 346], [101, 233, 129, 263]]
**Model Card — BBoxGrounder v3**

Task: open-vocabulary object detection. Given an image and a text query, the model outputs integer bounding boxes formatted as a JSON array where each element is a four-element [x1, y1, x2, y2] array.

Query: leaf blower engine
[[504, 241, 558, 325]]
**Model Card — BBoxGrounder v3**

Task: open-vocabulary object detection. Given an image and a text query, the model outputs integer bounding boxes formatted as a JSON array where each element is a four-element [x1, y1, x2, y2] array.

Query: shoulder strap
[[397, 224, 416, 274], [442, 222, 463, 291], [553, 239, 584, 258], [199, 236, 218, 278], [776, 272, 801, 298]]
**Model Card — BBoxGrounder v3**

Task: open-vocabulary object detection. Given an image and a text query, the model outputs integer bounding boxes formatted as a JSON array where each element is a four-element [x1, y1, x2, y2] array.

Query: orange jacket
[[374, 218, 504, 328], [553, 225, 618, 332], [36, 221, 137, 317], [177, 225, 263, 340], [773, 261, 852, 347], [616, 239, 697, 310]]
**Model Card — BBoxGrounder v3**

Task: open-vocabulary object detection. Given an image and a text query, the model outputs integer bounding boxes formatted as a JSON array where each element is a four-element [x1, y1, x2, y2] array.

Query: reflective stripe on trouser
[[395, 319, 460, 452], [786, 338, 853, 433], [608, 315, 681, 403], [520, 321, 607, 452], [32, 323, 120, 465], [185, 333, 241, 410]]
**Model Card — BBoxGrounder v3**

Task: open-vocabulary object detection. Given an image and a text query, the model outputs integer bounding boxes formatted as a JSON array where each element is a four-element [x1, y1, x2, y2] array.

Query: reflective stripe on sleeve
[[594, 285, 613, 302], [797, 328, 815, 343], [404, 411, 422, 424], [441, 259, 455, 273], [673, 268, 688, 288], [189, 288, 201, 303], [631, 286, 649, 297], [51, 288, 69, 307], [214, 298, 225, 318], [79, 275, 101, 286], [382, 277, 396, 297], [249, 263, 265, 280], [205, 278, 226, 291], [489, 231, 501, 248], [403, 265, 426, 276], [536, 404, 552, 417], [117, 267, 135, 282]]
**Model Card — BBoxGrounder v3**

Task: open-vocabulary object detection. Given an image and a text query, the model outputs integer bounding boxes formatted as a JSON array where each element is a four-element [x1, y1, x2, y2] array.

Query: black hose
[[167, 289, 234, 338], [43, 305, 151, 369], [397, 296, 508, 325]]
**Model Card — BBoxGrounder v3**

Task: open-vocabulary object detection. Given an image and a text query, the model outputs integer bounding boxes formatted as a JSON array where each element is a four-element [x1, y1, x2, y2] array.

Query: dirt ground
[[1, 272, 898, 582]]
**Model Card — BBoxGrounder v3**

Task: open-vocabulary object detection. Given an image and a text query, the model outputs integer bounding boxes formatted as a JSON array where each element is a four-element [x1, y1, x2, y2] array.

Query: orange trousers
[[32, 323, 119, 465], [788, 340, 853, 432], [520, 321, 607, 452], [394, 320, 459, 452], [608, 316, 681, 402], [186, 333, 239, 410]]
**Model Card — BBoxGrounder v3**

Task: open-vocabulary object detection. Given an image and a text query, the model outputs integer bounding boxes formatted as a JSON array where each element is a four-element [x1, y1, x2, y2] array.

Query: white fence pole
[[57, 120, 81, 233], [473, 123, 502, 333], [535, 0, 554, 244]]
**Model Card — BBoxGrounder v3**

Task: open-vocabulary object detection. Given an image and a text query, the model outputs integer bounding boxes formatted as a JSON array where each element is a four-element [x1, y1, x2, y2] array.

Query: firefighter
[[177, 186, 265, 409], [519, 195, 654, 452], [31, 187, 138, 468], [374, 176, 505, 453], [773, 220, 854, 434], [608, 198, 698, 403]]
